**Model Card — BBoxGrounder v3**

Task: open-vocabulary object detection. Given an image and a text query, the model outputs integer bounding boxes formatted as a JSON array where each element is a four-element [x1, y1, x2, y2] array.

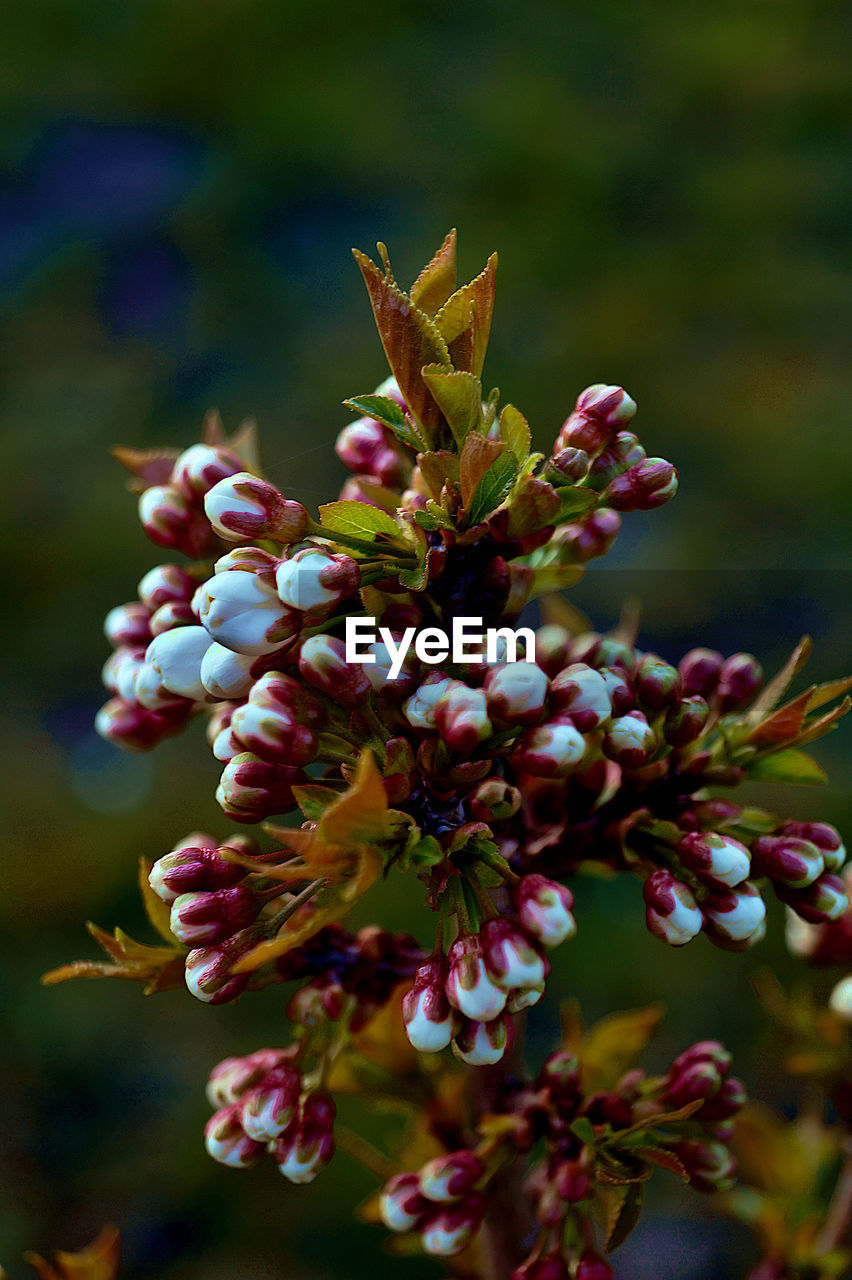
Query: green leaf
[[343, 394, 426, 453], [421, 366, 483, 446], [293, 784, 344, 823], [603, 1182, 645, 1252], [397, 834, 444, 871], [435, 253, 497, 376], [468, 451, 519, 525], [409, 229, 457, 316], [749, 748, 827, 785], [570, 1116, 597, 1147], [499, 404, 531, 462], [557, 485, 598, 518], [318, 500, 402, 541]]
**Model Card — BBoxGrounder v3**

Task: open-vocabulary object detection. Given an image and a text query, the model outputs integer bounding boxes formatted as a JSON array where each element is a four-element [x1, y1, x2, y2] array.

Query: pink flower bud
[[515, 875, 576, 948], [170, 885, 260, 946], [229, 702, 317, 766], [185, 936, 252, 1004], [362, 635, 419, 695], [600, 666, 634, 716], [576, 1253, 615, 1280], [546, 446, 590, 483], [469, 778, 522, 823], [539, 1049, 582, 1099], [137, 562, 196, 612], [379, 1173, 430, 1232], [172, 443, 242, 499], [451, 1013, 510, 1066], [557, 384, 636, 453], [403, 676, 456, 731], [703, 881, 766, 946], [420, 1193, 486, 1257], [149, 844, 246, 902], [204, 471, 309, 544], [481, 919, 547, 992], [95, 696, 191, 751], [335, 417, 409, 486], [777, 821, 846, 873], [148, 600, 196, 635], [435, 684, 492, 753], [445, 934, 507, 1022], [216, 753, 304, 822], [206, 1048, 293, 1105], [146, 625, 212, 700], [104, 602, 152, 648], [633, 653, 681, 709], [196, 570, 298, 656], [418, 1151, 483, 1203], [603, 711, 657, 769], [678, 648, 724, 698], [550, 663, 612, 731], [240, 1064, 302, 1142], [275, 1092, 336, 1184], [275, 547, 360, 614], [777, 871, 848, 924], [700, 1075, 747, 1122], [103, 646, 146, 700], [511, 719, 587, 778], [553, 1157, 591, 1202], [643, 870, 703, 946], [485, 662, 549, 726], [586, 431, 645, 489], [403, 958, 458, 1053], [556, 508, 622, 562], [604, 458, 678, 511], [298, 634, 371, 704], [750, 835, 824, 888], [678, 832, 751, 888], [199, 643, 255, 700], [138, 483, 215, 558], [669, 1138, 737, 1192], [716, 653, 762, 712], [204, 1105, 265, 1168], [664, 695, 710, 746]]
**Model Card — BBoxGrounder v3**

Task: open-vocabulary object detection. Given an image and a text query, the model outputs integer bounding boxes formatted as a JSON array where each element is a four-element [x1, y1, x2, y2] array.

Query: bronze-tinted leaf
[[421, 365, 482, 446], [747, 689, 814, 746], [459, 433, 504, 507], [746, 637, 812, 723], [409, 229, 457, 316], [435, 253, 498, 375], [41, 923, 185, 995], [24, 1225, 121, 1280]]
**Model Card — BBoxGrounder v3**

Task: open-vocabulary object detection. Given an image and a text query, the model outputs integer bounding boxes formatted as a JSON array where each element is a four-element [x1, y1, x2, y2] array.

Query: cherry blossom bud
[[481, 919, 547, 992], [137, 562, 196, 612], [298, 634, 371, 705], [644, 870, 703, 946], [513, 1255, 570, 1280], [555, 508, 622, 563], [701, 1075, 747, 1122], [230, 702, 317, 766], [172, 443, 242, 499], [149, 844, 246, 902], [777, 821, 846, 873], [678, 648, 724, 698], [185, 937, 251, 1004], [678, 832, 751, 888], [716, 653, 763, 712], [539, 1049, 582, 1099], [576, 1253, 615, 1280], [420, 1193, 486, 1257], [600, 666, 634, 716], [419, 1151, 483, 1203], [534, 624, 572, 676], [777, 872, 848, 924], [602, 712, 656, 771], [215, 545, 281, 575], [275, 547, 360, 614], [146, 626, 211, 700], [403, 676, 456, 732], [469, 778, 522, 823], [435, 684, 492, 753], [336, 416, 410, 486], [507, 981, 546, 1012], [103, 646, 146, 700], [550, 663, 611, 731], [446, 934, 507, 1022], [362, 635, 419, 695], [240, 1064, 302, 1142], [196, 570, 297, 656], [104, 602, 152, 648], [545, 446, 590, 483], [170, 885, 260, 947], [216, 753, 304, 822], [664, 695, 710, 746], [484, 663, 549, 727], [829, 976, 852, 1021], [451, 1012, 510, 1065], [379, 1173, 429, 1232], [670, 1138, 736, 1192], [703, 881, 766, 945], [663, 1041, 730, 1109], [95, 697, 190, 751], [784, 908, 820, 958], [148, 600, 196, 635], [751, 834, 825, 888], [604, 458, 678, 511], [204, 1105, 265, 1168], [199, 643, 255, 700], [515, 875, 576, 947], [634, 653, 681, 709], [275, 1092, 336, 1184], [587, 432, 645, 490], [403, 957, 457, 1052], [511, 719, 587, 778], [204, 471, 310, 543], [138, 484, 214, 558], [133, 659, 177, 713], [558, 385, 636, 453], [553, 1157, 591, 1202]]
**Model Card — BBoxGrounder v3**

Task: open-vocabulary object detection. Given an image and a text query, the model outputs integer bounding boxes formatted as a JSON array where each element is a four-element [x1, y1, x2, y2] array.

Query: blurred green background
[[2, 1, 850, 1276]]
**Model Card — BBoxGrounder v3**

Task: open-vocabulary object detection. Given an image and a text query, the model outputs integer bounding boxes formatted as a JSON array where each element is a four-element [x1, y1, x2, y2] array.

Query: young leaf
[[629, 1145, 689, 1181], [292, 783, 344, 823], [603, 1182, 645, 1252], [746, 636, 812, 724], [468, 452, 519, 526], [579, 1004, 665, 1092], [746, 689, 813, 746], [343, 394, 405, 430], [24, 1224, 121, 1280], [409, 228, 457, 316], [41, 923, 186, 995], [435, 253, 498, 375], [459, 433, 504, 508], [748, 748, 827, 785], [557, 485, 598, 518], [417, 450, 460, 499], [421, 365, 483, 446], [319, 500, 402, 541], [499, 404, 531, 462]]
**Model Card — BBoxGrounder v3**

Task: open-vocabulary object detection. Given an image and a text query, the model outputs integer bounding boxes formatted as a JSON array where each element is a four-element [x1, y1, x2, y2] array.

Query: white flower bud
[[403, 677, 455, 732], [195, 570, 296, 656], [146, 626, 211, 700], [200, 643, 255, 699]]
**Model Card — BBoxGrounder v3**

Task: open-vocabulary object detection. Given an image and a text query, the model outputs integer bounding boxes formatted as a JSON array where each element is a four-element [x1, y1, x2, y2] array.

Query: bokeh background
[[2, 1, 850, 1276]]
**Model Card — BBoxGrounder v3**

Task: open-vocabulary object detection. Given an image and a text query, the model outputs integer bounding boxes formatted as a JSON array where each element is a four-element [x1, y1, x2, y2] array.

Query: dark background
[[2, 2, 850, 1276]]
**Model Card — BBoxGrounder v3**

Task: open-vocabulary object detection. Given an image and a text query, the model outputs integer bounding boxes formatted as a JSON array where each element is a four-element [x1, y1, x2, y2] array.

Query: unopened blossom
[[702, 882, 766, 946], [550, 663, 611, 731], [715, 653, 763, 712], [484, 662, 549, 726], [829, 975, 852, 1021], [776, 872, 848, 924], [556, 508, 621, 562], [750, 834, 825, 888], [275, 1092, 336, 1184], [138, 484, 214, 558], [403, 676, 456, 732], [451, 1013, 510, 1066], [380, 1173, 430, 1232], [196, 569, 297, 656], [240, 1064, 302, 1142], [603, 711, 656, 769], [604, 458, 678, 512], [678, 832, 751, 888], [298, 634, 371, 705], [95, 696, 191, 751], [171, 443, 242, 499], [678, 647, 724, 698], [421, 1195, 486, 1257], [205, 471, 309, 544], [336, 416, 410, 487], [643, 870, 703, 946], [170, 885, 260, 947], [664, 695, 710, 746], [403, 957, 457, 1052], [275, 546, 360, 614], [633, 653, 681, 709], [435, 683, 492, 753], [104, 602, 152, 648], [204, 1105, 265, 1168], [777, 820, 846, 872], [149, 840, 248, 902], [515, 875, 576, 947], [199, 642, 255, 700], [511, 719, 587, 778], [418, 1151, 483, 1203], [216, 753, 305, 821], [445, 934, 507, 1022], [137, 562, 196, 612], [146, 626, 212, 701]]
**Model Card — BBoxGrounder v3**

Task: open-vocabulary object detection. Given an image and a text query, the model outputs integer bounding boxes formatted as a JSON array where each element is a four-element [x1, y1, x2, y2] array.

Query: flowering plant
[[43, 232, 852, 1278]]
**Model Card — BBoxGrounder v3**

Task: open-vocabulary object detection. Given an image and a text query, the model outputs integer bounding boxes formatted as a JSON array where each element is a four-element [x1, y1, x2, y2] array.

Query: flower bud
[[576, 1253, 615, 1280], [534, 624, 572, 676], [172, 443, 242, 499], [643, 870, 703, 946], [104, 602, 152, 648], [553, 1157, 591, 1202], [95, 697, 190, 751], [554, 508, 621, 562], [603, 458, 678, 511], [670, 1138, 736, 1193], [185, 932, 254, 1004], [776, 871, 848, 924], [298, 634, 371, 704], [485, 662, 549, 727], [275, 547, 360, 615], [199, 643, 255, 700], [275, 1092, 336, 1184], [603, 711, 657, 769], [403, 676, 456, 732], [196, 569, 298, 656], [445, 934, 507, 1022], [678, 648, 724, 698], [586, 432, 645, 490], [149, 844, 246, 902], [664, 695, 710, 746], [716, 653, 763, 712], [170, 885, 260, 947], [550, 663, 611, 731], [678, 832, 751, 889], [379, 1173, 429, 1232], [751, 834, 825, 888], [481, 919, 547, 993], [515, 875, 576, 947], [700, 1075, 747, 1122], [557, 384, 636, 453], [777, 821, 846, 873], [103, 646, 145, 700], [146, 626, 212, 701], [435, 684, 492, 753], [138, 483, 214, 558], [418, 1151, 483, 1204], [469, 778, 522, 823], [148, 600, 196, 635], [403, 957, 457, 1053], [204, 1105, 265, 1168], [229, 702, 317, 766], [137, 562, 196, 612], [420, 1193, 486, 1257], [830, 975, 852, 1022], [362, 635, 420, 695], [335, 417, 410, 487], [545, 446, 590, 484], [633, 653, 681, 710], [600, 666, 634, 716], [204, 471, 309, 544], [539, 1049, 582, 1101], [511, 719, 587, 778], [703, 881, 766, 946], [216, 753, 304, 822], [451, 1013, 510, 1065], [240, 1064, 302, 1142]]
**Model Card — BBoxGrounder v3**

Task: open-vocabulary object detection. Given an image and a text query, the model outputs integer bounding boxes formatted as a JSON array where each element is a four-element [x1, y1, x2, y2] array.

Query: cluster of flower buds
[[378, 1151, 486, 1257], [204, 1048, 335, 1184], [336, 377, 413, 492]]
